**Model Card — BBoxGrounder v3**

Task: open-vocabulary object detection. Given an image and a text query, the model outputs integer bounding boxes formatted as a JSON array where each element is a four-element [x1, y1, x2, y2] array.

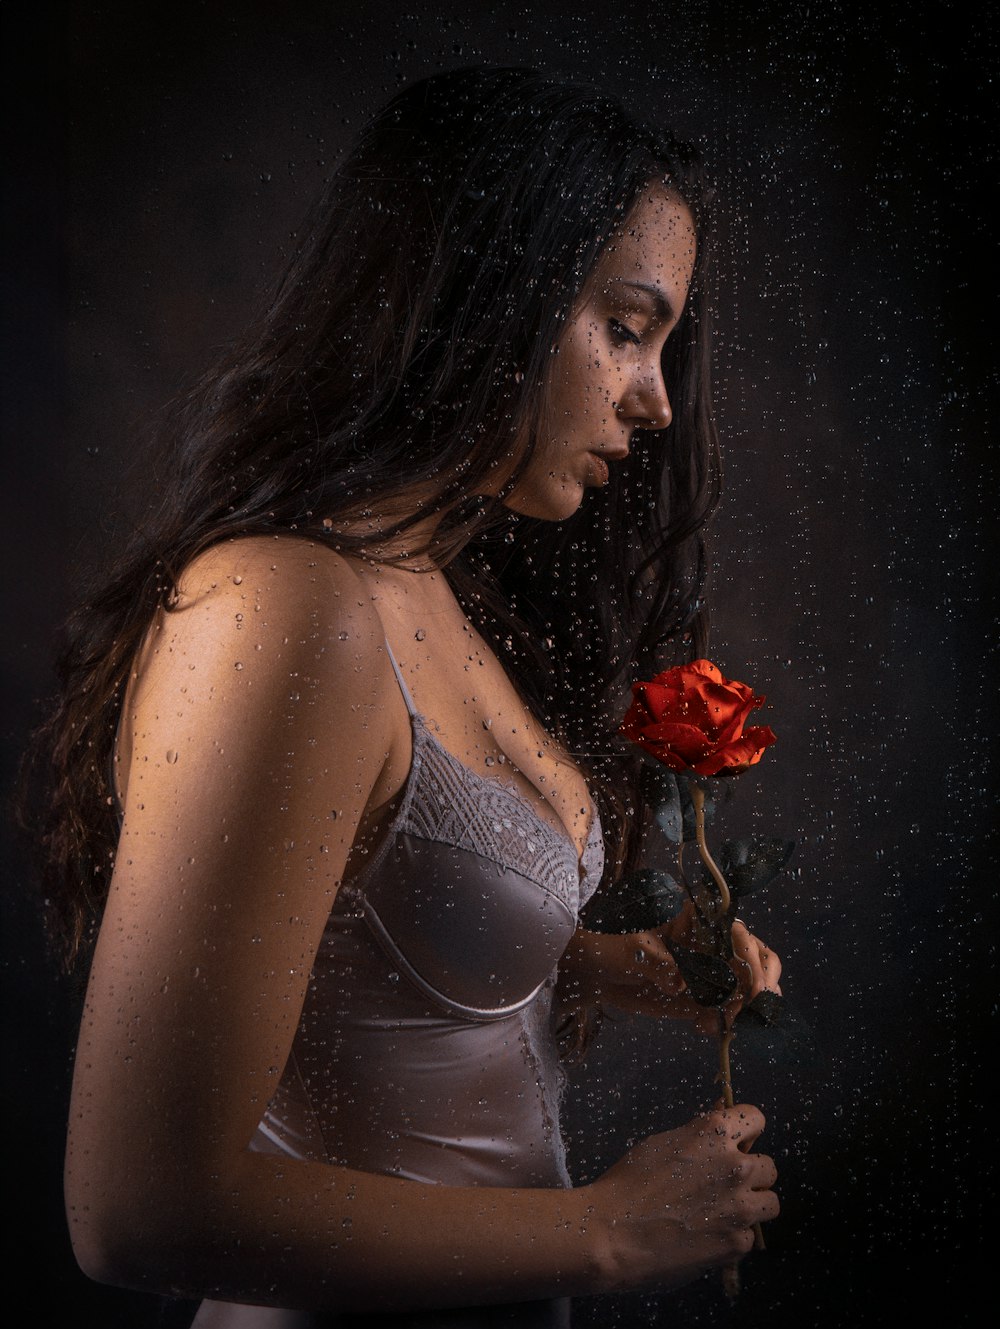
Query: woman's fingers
[[622, 923, 783, 1031], [730, 923, 782, 1000]]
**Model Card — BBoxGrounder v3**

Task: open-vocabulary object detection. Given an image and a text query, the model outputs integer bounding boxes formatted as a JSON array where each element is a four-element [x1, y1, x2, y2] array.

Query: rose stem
[[691, 784, 766, 1260], [716, 1009, 762, 1248], [721, 1263, 742, 1303], [718, 1008, 735, 1107], [689, 783, 731, 916]]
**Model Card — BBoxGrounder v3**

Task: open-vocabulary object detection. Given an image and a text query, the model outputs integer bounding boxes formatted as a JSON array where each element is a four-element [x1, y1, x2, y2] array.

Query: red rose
[[620, 658, 777, 776]]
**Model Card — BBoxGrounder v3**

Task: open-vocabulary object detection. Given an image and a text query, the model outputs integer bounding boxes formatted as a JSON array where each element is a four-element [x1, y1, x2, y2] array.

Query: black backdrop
[[3, 2, 994, 1325]]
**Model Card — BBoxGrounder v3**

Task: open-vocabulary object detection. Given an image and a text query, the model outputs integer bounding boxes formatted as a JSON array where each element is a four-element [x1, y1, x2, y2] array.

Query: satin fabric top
[[191, 641, 604, 1327]]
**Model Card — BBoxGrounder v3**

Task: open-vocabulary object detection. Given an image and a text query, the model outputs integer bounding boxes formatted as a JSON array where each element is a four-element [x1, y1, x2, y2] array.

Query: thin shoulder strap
[[383, 638, 418, 718]]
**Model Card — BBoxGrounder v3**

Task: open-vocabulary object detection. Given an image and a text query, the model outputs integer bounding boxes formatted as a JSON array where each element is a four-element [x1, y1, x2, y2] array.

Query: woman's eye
[[608, 318, 642, 346]]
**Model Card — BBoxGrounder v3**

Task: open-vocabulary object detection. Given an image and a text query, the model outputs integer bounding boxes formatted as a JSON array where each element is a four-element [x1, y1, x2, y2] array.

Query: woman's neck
[[324, 506, 445, 573]]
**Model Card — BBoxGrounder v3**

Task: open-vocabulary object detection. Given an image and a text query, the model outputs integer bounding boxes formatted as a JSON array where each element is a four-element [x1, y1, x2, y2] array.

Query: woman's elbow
[[65, 1160, 200, 1293], [66, 1192, 175, 1291]]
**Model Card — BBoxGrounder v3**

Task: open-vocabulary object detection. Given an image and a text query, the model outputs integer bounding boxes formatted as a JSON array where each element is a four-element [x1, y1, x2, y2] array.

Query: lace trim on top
[[339, 642, 605, 916], [338, 711, 604, 923], [400, 714, 603, 914]]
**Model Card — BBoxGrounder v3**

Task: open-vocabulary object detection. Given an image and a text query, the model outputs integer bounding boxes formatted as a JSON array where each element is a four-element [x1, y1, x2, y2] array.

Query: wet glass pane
[[6, 4, 988, 1327]]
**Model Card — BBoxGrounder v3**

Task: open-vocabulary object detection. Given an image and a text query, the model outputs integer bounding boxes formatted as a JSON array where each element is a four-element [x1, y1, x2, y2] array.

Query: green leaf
[[582, 868, 686, 934], [645, 765, 683, 844], [740, 989, 785, 1024], [714, 837, 796, 902], [653, 790, 684, 844], [643, 766, 716, 844], [733, 991, 818, 1065], [664, 941, 738, 1007]]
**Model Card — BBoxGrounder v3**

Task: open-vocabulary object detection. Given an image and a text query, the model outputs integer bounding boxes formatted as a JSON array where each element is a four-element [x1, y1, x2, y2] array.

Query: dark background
[[3, 2, 994, 1325]]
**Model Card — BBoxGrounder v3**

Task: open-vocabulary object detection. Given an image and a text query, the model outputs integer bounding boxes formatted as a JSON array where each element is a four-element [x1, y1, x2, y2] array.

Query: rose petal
[[690, 726, 778, 775], [641, 720, 717, 765], [681, 682, 751, 742], [620, 662, 776, 776], [633, 680, 685, 717], [688, 659, 725, 684]]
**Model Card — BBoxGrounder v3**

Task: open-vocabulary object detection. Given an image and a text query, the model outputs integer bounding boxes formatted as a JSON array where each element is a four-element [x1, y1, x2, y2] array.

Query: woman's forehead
[[588, 191, 697, 307]]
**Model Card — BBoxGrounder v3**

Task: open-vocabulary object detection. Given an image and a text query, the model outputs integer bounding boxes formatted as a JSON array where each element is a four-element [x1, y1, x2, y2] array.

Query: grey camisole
[[191, 641, 605, 1328]]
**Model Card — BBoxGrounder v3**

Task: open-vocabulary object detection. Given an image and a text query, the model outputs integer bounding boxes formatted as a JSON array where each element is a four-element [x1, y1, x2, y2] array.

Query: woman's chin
[[501, 478, 586, 522]]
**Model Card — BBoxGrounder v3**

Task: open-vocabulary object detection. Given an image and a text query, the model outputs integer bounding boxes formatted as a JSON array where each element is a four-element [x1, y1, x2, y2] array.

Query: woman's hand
[[558, 902, 781, 1035], [586, 1104, 779, 1291]]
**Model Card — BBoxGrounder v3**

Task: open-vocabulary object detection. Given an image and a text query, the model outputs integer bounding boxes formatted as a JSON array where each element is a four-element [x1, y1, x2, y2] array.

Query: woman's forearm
[[556, 926, 694, 1020], [556, 926, 605, 1004], [69, 1148, 617, 1312]]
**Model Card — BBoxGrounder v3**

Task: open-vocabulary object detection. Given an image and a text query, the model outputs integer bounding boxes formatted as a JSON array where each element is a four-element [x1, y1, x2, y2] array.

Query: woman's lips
[[588, 452, 610, 485]]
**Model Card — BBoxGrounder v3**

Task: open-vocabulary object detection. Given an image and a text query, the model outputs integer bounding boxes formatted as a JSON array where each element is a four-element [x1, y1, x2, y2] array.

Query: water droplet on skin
[[166, 750, 179, 764], [338, 631, 349, 641], [415, 628, 426, 641], [234, 662, 244, 670], [232, 575, 243, 585]]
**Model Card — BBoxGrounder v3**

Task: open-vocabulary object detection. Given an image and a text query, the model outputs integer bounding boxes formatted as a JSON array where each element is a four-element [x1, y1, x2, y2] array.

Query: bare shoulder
[[174, 534, 379, 645], [121, 537, 404, 816], [133, 536, 390, 700]]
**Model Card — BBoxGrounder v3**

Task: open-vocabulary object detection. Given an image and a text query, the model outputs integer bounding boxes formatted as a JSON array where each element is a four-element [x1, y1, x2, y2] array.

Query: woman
[[33, 66, 781, 1325]]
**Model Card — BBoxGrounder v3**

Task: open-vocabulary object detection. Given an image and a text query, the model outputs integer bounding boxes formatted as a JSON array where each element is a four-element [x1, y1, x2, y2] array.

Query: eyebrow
[[611, 279, 677, 324]]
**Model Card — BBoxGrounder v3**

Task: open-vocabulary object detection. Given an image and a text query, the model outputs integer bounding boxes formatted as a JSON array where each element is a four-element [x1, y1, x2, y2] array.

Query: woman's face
[[503, 188, 697, 522]]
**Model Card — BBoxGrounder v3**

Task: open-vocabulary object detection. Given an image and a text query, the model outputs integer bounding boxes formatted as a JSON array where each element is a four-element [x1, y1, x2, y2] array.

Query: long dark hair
[[24, 65, 720, 968]]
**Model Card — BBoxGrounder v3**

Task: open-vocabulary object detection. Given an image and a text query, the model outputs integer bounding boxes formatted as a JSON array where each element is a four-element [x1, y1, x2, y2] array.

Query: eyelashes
[[608, 318, 643, 347]]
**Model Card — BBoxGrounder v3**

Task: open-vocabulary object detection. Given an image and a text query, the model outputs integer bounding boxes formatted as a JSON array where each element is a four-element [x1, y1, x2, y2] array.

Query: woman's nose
[[624, 360, 672, 431]]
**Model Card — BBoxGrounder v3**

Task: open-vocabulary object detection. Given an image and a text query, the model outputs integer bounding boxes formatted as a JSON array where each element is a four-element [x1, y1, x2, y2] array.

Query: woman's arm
[[65, 538, 777, 1313], [558, 907, 782, 1033]]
